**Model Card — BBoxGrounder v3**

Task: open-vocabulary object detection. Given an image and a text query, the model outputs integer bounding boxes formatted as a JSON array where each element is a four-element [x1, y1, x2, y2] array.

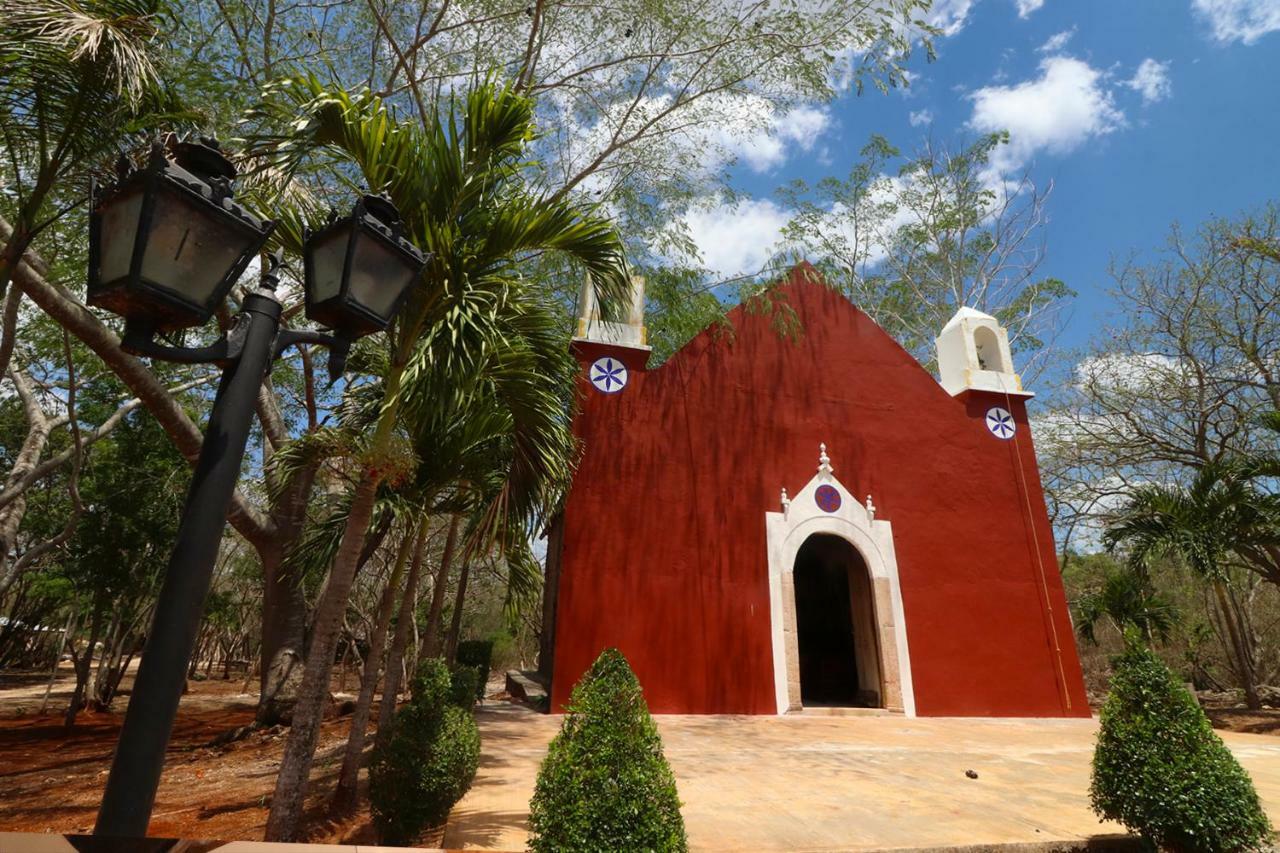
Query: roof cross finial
[[818, 443, 833, 476]]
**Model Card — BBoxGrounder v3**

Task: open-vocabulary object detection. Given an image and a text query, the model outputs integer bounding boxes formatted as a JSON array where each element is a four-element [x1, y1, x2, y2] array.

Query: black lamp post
[[89, 138, 427, 839]]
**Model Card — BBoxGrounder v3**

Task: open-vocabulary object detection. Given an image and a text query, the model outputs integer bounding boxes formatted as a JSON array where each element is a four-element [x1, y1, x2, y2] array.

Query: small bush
[[456, 639, 495, 699], [369, 658, 480, 846], [448, 664, 481, 708], [1091, 642, 1272, 852], [528, 648, 687, 853]]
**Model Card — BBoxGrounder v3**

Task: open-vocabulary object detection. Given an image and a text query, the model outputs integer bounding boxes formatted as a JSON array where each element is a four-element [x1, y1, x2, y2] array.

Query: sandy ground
[[3, 665, 1280, 851], [445, 703, 1280, 852]]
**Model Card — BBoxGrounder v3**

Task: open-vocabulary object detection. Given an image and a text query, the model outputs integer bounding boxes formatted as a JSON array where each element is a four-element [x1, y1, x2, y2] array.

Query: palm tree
[[1104, 464, 1280, 710], [0, 0, 177, 372], [324, 288, 578, 816], [1071, 566, 1177, 647], [248, 77, 629, 842]]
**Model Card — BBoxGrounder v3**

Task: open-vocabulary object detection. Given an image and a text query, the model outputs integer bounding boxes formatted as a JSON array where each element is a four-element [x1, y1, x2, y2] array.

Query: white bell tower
[[574, 274, 649, 351], [935, 306, 1031, 397]]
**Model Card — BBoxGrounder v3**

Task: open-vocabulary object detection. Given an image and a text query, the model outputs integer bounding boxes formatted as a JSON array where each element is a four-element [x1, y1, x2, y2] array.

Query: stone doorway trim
[[766, 445, 916, 716]]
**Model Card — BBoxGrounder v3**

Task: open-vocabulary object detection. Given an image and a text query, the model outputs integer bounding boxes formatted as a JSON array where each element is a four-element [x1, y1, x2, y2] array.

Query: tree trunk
[[256, 462, 320, 725], [422, 514, 461, 660], [444, 558, 473, 665], [537, 515, 564, 681], [64, 595, 104, 730], [1213, 579, 1261, 710], [330, 525, 414, 816], [264, 474, 380, 842], [375, 516, 429, 747], [90, 612, 124, 710], [0, 372, 54, 598], [41, 609, 77, 715]]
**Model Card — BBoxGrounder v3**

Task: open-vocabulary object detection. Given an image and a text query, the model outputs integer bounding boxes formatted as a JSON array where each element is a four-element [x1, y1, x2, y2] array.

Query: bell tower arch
[[936, 306, 1029, 397]]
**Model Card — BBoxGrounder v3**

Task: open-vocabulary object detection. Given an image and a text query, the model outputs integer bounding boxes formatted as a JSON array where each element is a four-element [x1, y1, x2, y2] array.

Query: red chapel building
[[541, 264, 1089, 718]]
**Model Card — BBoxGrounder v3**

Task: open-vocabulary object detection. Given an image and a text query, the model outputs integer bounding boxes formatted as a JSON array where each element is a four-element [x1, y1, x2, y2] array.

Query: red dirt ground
[[0, 670, 392, 845]]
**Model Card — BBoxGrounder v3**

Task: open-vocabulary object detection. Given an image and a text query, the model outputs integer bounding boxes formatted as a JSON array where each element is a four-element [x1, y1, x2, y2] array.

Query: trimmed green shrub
[[369, 658, 481, 846], [528, 648, 687, 853], [456, 639, 495, 699], [1091, 642, 1272, 852], [449, 664, 482, 709]]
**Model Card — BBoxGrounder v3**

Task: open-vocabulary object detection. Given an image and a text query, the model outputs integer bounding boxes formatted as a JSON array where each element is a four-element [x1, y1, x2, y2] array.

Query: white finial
[[818, 443, 833, 476], [780, 487, 791, 516], [865, 494, 876, 522]]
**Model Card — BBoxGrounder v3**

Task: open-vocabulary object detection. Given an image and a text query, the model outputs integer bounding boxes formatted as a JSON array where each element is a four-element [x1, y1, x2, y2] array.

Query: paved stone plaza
[[444, 702, 1280, 852]]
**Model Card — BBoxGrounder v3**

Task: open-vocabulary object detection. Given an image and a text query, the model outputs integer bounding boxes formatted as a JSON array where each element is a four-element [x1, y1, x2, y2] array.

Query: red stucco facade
[[549, 266, 1089, 717]]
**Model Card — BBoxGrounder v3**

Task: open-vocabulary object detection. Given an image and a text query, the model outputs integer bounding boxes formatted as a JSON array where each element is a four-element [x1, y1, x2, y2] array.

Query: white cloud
[[928, 0, 978, 36], [1191, 0, 1280, 44], [1127, 58, 1173, 104], [968, 56, 1124, 175], [1015, 0, 1046, 18], [722, 104, 832, 173], [1037, 27, 1076, 53], [681, 197, 790, 278], [908, 109, 934, 127]]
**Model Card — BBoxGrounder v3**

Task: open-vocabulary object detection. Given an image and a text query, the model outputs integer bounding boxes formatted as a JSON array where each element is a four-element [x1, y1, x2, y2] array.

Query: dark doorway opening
[[794, 533, 878, 707]]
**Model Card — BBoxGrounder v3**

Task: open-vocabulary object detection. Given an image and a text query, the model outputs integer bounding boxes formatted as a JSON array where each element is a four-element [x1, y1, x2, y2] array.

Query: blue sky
[[687, 0, 1280, 359]]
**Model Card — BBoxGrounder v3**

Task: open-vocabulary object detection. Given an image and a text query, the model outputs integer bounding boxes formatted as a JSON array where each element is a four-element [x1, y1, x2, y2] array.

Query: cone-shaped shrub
[[456, 639, 495, 699], [528, 648, 687, 852], [369, 658, 480, 845], [1091, 641, 1272, 852]]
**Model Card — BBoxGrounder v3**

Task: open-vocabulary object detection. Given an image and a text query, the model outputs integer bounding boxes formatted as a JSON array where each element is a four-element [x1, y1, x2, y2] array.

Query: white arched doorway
[[765, 445, 916, 715]]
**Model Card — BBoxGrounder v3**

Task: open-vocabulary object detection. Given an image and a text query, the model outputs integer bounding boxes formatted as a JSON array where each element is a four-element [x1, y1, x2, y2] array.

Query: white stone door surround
[[765, 445, 917, 716]]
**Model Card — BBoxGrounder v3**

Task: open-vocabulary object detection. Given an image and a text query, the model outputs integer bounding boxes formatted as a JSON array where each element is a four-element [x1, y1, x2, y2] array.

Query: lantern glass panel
[[98, 188, 144, 285], [141, 190, 256, 308], [348, 235, 418, 323], [307, 224, 352, 305]]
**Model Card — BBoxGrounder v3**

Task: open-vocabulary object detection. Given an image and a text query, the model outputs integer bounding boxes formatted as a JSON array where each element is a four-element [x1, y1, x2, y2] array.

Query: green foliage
[[1091, 642, 1272, 852], [0, 0, 188, 239], [369, 658, 480, 845], [448, 664, 481, 708], [778, 132, 1073, 367], [1104, 462, 1280, 585], [455, 640, 494, 699], [529, 648, 687, 853], [1072, 566, 1178, 646]]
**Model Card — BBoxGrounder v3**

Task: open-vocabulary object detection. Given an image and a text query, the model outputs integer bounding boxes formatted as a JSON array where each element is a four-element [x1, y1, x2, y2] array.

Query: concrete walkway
[[445, 702, 1280, 852]]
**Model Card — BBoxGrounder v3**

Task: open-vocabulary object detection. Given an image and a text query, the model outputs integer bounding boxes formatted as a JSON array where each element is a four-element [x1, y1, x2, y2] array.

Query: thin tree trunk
[[65, 594, 104, 730], [257, 462, 320, 726], [376, 516, 429, 747], [422, 514, 460, 660], [1213, 579, 1261, 710], [330, 526, 414, 816], [444, 558, 473, 665], [90, 612, 123, 710], [41, 609, 77, 715], [264, 474, 380, 842]]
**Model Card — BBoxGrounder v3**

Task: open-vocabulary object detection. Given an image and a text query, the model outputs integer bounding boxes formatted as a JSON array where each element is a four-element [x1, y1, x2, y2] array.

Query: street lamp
[[90, 137, 428, 839]]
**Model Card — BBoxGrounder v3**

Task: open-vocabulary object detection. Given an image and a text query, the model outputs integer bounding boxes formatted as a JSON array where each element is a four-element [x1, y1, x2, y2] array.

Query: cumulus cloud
[[927, 0, 978, 35], [968, 56, 1124, 174], [1127, 58, 1173, 104], [1038, 27, 1076, 53], [721, 104, 832, 173], [908, 109, 934, 127], [1191, 0, 1280, 44], [682, 197, 790, 278], [1015, 0, 1046, 18]]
